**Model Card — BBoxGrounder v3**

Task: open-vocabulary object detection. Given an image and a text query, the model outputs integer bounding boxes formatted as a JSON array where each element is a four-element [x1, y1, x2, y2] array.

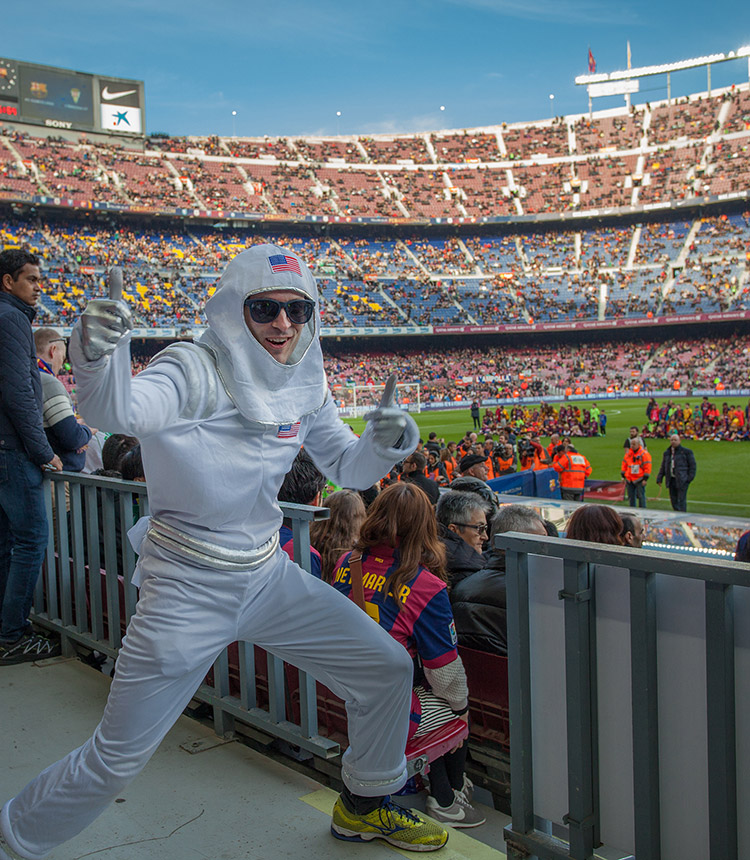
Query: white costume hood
[[198, 244, 328, 425]]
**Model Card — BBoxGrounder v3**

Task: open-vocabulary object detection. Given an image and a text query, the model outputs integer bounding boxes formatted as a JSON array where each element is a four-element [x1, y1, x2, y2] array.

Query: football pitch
[[348, 397, 750, 519]]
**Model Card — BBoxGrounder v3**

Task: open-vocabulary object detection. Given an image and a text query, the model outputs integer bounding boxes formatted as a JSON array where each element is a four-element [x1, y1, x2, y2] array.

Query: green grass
[[348, 397, 750, 518]]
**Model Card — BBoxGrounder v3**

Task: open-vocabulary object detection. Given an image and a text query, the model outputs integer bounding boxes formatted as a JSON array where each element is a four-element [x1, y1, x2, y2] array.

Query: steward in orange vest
[[553, 445, 592, 502], [621, 438, 652, 508]]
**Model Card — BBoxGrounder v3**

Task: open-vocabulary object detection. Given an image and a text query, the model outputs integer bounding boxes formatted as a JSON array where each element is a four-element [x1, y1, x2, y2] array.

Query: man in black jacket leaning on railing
[[0, 250, 62, 666]]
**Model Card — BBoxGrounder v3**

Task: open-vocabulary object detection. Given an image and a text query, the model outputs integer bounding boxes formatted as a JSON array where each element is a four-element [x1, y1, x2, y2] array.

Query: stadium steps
[[163, 158, 204, 209], [0, 137, 44, 194], [567, 122, 576, 154], [354, 138, 370, 162], [456, 237, 482, 274], [398, 239, 432, 278], [423, 134, 438, 163], [375, 285, 409, 321], [89, 148, 132, 205], [626, 226, 642, 269]]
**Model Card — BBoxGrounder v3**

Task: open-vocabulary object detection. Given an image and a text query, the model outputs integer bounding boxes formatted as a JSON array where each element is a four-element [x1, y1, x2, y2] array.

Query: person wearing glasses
[[450, 504, 547, 656], [0, 245, 452, 860], [33, 328, 93, 472], [435, 491, 489, 587]]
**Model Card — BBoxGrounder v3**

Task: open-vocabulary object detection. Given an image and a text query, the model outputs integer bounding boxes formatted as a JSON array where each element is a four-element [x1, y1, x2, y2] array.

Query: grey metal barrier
[[31, 471, 336, 760], [497, 531, 750, 860]]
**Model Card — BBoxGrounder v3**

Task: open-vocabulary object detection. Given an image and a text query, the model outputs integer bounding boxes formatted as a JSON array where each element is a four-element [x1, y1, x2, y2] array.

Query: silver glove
[[364, 374, 412, 451], [80, 267, 133, 362]]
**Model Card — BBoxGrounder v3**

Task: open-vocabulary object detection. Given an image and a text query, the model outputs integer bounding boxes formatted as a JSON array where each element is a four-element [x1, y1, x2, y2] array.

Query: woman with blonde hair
[[331, 482, 484, 828], [310, 489, 367, 583]]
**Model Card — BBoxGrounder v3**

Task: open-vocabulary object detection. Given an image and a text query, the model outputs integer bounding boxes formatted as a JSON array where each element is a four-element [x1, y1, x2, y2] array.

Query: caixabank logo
[[99, 80, 142, 133]]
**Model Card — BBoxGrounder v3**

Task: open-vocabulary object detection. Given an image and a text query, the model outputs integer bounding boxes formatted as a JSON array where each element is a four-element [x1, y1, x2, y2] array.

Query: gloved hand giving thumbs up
[[80, 267, 133, 362], [364, 374, 419, 456]]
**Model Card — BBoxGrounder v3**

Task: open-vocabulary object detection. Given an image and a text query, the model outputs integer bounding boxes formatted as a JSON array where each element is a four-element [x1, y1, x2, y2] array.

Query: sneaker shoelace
[[379, 798, 421, 829]]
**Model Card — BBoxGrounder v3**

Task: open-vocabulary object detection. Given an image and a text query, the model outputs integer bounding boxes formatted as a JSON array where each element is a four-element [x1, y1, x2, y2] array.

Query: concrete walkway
[[1, 656, 509, 860]]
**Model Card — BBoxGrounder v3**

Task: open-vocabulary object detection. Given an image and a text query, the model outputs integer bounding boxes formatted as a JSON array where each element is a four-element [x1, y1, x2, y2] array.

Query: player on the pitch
[[0, 246, 449, 859]]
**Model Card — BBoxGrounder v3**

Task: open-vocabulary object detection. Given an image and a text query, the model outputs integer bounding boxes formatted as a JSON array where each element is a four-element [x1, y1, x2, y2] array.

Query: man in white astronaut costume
[[0, 245, 450, 857]]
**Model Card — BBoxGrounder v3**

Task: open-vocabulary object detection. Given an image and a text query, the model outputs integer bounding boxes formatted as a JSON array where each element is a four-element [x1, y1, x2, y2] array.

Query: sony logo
[[44, 119, 73, 129]]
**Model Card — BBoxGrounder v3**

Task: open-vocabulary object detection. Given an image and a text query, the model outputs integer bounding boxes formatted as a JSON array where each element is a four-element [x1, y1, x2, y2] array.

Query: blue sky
[[2, 0, 749, 138]]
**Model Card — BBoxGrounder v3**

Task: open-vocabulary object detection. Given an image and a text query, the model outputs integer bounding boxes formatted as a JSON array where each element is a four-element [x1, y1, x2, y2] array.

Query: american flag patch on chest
[[277, 422, 301, 438]]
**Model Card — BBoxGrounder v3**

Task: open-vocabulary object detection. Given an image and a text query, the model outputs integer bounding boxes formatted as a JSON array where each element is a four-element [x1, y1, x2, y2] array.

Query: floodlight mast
[[575, 45, 750, 114]]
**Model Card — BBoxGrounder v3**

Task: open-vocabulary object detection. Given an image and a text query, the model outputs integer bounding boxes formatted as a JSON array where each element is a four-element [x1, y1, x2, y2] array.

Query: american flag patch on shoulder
[[277, 422, 301, 438], [268, 254, 302, 276]]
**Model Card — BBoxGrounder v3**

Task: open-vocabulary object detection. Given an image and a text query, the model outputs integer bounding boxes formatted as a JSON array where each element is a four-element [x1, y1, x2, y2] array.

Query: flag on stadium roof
[[588, 48, 596, 73]]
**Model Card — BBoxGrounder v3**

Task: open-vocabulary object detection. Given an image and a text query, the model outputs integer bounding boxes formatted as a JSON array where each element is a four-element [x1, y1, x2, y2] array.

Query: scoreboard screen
[[19, 64, 94, 126], [0, 57, 144, 136]]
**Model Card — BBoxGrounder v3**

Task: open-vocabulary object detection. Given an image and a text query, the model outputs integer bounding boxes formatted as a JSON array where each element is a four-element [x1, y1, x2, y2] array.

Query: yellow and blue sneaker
[[331, 795, 448, 852]]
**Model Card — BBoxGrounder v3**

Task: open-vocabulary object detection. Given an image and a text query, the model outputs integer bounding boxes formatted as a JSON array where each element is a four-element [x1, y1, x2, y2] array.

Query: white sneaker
[[425, 790, 485, 828]]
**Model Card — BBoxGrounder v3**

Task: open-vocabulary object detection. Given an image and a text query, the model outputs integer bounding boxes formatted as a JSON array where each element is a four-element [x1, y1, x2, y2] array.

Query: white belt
[[147, 516, 279, 571]]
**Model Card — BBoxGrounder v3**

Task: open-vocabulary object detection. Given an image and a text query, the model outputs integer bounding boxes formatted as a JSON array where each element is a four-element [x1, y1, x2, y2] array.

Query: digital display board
[[0, 57, 144, 136], [19, 64, 94, 126]]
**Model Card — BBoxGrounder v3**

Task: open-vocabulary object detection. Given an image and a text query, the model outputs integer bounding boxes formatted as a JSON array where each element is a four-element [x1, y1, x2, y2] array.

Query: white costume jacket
[[68, 244, 416, 564]]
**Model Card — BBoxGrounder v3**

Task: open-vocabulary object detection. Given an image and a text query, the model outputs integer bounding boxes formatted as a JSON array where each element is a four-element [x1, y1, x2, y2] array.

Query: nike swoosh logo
[[102, 86, 137, 101]]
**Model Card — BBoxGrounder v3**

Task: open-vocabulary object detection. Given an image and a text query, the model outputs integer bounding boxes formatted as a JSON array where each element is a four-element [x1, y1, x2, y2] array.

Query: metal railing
[[497, 531, 750, 860], [32, 471, 336, 759]]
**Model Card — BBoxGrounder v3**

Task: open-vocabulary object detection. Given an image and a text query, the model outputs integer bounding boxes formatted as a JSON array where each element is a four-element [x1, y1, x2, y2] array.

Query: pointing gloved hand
[[364, 374, 419, 455], [80, 267, 133, 362]]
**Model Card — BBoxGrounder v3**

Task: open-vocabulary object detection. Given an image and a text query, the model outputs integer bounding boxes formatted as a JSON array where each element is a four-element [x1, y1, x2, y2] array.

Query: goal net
[[333, 382, 421, 418]]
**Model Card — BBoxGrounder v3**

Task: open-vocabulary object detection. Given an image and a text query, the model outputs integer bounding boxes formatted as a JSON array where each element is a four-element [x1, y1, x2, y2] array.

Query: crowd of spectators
[[3, 209, 746, 331], [318, 334, 750, 405], [2, 84, 749, 217]]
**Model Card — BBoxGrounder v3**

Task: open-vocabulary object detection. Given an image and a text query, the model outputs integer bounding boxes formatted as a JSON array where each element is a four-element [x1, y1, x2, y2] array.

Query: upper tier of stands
[[3, 212, 748, 331], [1, 85, 749, 221]]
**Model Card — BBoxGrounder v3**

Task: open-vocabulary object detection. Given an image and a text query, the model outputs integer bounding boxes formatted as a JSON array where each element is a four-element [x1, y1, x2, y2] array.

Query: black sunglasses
[[244, 297, 315, 325]]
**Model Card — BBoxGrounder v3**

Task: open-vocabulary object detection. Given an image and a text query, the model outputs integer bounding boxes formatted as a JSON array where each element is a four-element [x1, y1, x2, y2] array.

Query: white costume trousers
[[1, 542, 412, 860]]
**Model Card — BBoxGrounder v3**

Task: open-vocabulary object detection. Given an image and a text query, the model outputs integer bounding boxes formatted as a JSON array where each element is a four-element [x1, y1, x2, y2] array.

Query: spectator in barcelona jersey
[[655, 433, 697, 512], [332, 482, 485, 829], [0, 250, 63, 666], [621, 437, 652, 508]]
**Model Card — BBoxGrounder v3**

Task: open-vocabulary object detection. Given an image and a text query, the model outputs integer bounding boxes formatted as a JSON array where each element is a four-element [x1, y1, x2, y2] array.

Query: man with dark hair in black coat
[[655, 433, 697, 512], [0, 250, 62, 665], [400, 450, 440, 504]]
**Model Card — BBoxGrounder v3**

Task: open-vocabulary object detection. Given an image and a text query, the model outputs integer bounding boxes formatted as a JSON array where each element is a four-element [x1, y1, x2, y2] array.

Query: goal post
[[334, 382, 421, 417]]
